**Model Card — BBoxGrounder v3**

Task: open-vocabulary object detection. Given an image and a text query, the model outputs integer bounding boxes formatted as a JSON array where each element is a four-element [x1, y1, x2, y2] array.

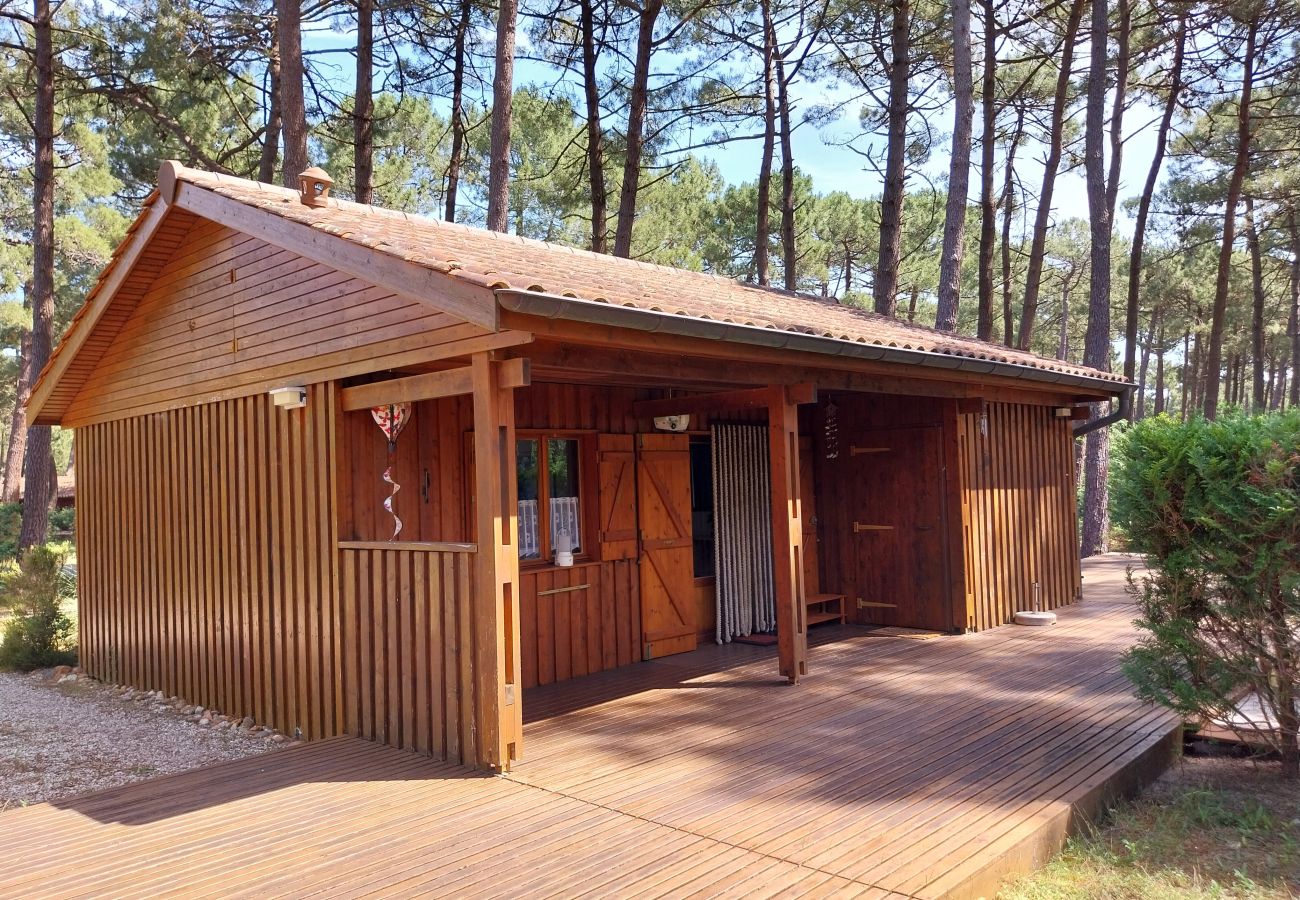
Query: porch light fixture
[[1053, 407, 1074, 418], [653, 414, 690, 433], [269, 386, 307, 410]]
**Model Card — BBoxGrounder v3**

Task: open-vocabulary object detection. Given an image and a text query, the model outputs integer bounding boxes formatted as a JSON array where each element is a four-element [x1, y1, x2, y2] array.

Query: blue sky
[[305, 22, 1167, 241]]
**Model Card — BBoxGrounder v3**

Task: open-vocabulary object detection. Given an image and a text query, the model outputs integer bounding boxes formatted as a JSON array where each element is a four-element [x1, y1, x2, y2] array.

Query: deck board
[[0, 556, 1176, 899]]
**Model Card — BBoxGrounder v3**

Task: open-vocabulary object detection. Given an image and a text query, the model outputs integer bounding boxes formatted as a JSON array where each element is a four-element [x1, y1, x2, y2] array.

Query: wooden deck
[[0, 555, 1178, 899]]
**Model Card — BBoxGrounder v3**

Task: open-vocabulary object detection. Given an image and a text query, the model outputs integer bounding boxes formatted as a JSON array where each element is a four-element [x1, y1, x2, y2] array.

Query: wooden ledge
[[338, 540, 477, 553]]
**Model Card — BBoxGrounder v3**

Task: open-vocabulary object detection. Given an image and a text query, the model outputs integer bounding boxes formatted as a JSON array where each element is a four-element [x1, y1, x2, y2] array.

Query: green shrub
[[1113, 411, 1300, 779], [48, 506, 75, 536], [0, 545, 77, 671], [0, 502, 20, 559]]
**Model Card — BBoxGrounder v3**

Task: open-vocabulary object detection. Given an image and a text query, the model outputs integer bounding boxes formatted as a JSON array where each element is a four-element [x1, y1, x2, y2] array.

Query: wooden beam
[[470, 354, 523, 769], [512, 341, 1088, 408], [339, 359, 529, 412], [768, 385, 808, 683], [174, 181, 499, 331], [632, 382, 816, 418]]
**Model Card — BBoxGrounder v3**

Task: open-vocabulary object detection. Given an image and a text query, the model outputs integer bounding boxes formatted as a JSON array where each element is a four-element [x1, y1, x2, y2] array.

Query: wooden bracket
[[853, 522, 894, 533], [857, 598, 899, 609]]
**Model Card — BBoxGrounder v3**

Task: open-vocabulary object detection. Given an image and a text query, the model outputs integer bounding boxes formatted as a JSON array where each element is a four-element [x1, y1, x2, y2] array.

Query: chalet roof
[[29, 163, 1126, 425]]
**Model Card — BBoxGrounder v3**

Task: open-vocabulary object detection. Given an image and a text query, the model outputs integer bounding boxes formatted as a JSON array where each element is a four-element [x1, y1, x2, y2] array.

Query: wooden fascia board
[[340, 358, 529, 411], [26, 197, 174, 426], [501, 311, 1120, 403], [512, 339, 1089, 408], [171, 181, 499, 332]]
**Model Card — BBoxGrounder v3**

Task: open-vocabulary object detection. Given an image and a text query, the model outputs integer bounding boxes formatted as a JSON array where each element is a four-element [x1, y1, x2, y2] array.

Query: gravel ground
[[0, 672, 279, 810]]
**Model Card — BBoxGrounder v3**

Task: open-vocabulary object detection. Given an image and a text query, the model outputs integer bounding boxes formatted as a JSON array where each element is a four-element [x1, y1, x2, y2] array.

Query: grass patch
[[1001, 751, 1300, 899]]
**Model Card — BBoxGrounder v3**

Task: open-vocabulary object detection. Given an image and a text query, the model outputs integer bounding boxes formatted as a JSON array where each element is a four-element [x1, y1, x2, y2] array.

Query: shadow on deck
[[0, 554, 1178, 900]]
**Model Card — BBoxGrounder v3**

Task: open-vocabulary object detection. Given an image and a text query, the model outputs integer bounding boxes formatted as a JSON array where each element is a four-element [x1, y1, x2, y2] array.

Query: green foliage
[[0, 502, 21, 560], [1113, 411, 1300, 775], [49, 506, 75, 536], [0, 545, 77, 671]]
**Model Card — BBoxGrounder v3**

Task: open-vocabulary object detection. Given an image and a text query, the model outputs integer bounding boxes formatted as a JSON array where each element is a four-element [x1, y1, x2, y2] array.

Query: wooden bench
[[805, 592, 847, 626]]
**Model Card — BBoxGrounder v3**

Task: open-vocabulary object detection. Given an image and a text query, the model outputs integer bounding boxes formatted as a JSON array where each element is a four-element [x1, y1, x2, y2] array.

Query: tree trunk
[[873, 0, 910, 316], [1204, 15, 1257, 419], [2, 328, 32, 503], [1154, 321, 1166, 416], [1080, 0, 1112, 559], [906, 283, 918, 322], [257, 30, 282, 184], [755, 0, 777, 285], [1245, 195, 1267, 410], [486, 0, 520, 232], [976, 0, 997, 342], [353, 0, 374, 204], [1000, 108, 1024, 347], [934, 0, 973, 333], [445, 0, 472, 222], [777, 50, 797, 292], [1016, 0, 1085, 350], [277, 0, 309, 187], [1124, 11, 1185, 397], [19, 0, 56, 551], [1057, 277, 1070, 361], [1104, 0, 1129, 220], [1137, 312, 1155, 420], [612, 0, 663, 257], [580, 0, 608, 252], [1289, 209, 1300, 408]]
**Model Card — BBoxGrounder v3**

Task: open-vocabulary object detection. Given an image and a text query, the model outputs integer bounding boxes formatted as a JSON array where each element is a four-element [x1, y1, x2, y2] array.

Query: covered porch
[[0, 556, 1180, 900]]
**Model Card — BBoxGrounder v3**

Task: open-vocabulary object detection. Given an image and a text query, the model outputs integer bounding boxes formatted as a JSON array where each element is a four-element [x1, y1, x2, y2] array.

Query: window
[[517, 435, 584, 562], [689, 436, 715, 578]]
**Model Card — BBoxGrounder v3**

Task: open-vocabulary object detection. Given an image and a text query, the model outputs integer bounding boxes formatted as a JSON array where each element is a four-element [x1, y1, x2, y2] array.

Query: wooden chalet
[[27, 162, 1129, 771]]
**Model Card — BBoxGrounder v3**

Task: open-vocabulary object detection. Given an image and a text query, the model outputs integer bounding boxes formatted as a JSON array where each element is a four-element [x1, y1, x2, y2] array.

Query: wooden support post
[[471, 352, 523, 769], [768, 385, 808, 683]]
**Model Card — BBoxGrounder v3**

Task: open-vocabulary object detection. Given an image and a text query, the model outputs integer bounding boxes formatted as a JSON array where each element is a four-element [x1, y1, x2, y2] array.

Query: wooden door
[[798, 435, 822, 595], [636, 433, 697, 659], [838, 425, 953, 631]]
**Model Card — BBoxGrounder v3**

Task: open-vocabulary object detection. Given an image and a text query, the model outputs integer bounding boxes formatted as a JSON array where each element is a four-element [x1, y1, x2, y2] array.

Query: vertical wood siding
[[76, 385, 342, 740], [338, 546, 477, 763], [957, 401, 1082, 631]]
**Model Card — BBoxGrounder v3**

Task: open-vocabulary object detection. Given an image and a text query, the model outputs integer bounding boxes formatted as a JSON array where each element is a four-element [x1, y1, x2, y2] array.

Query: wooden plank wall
[[338, 381, 767, 689], [62, 218, 490, 427], [76, 385, 342, 740], [338, 546, 477, 763], [956, 401, 1082, 631]]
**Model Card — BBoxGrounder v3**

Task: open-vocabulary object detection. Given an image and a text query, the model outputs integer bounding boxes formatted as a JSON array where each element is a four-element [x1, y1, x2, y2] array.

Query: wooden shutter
[[597, 434, 637, 560]]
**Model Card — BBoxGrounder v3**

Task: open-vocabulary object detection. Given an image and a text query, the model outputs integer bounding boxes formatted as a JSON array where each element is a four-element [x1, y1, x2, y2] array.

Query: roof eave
[[496, 289, 1129, 397]]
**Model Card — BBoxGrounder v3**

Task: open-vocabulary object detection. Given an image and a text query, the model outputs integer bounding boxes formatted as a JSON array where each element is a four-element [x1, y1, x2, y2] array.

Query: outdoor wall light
[[269, 386, 308, 410]]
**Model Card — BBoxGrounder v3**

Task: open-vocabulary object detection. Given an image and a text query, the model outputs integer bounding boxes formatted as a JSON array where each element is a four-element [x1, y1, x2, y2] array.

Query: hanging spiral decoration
[[370, 402, 413, 541]]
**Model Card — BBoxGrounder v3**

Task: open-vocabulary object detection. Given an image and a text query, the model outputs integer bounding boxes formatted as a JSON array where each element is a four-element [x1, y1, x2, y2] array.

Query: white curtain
[[712, 423, 775, 642]]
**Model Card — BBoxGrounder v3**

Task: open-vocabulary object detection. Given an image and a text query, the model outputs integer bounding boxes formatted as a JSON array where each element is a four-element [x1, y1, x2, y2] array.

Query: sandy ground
[[0, 672, 277, 810]]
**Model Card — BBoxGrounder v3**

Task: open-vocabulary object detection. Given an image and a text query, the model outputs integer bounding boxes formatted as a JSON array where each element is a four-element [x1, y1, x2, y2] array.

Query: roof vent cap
[[298, 166, 333, 208]]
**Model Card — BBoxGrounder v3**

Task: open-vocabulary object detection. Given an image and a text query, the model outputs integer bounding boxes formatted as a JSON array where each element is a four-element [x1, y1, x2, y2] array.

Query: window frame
[[515, 430, 595, 567]]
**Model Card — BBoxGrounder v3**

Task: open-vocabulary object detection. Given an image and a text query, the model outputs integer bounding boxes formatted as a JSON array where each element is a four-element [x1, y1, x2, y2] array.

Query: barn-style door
[[837, 424, 954, 632], [636, 433, 698, 659]]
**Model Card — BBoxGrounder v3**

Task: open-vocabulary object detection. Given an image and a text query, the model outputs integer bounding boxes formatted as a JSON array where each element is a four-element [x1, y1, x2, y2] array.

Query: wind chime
[[370, 402, 413, 540], [823, 398, 839, 460]]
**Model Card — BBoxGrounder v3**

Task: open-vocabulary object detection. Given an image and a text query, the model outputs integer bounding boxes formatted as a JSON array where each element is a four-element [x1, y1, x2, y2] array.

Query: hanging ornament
[[370, 402, 413, 540], [824, 399, 839, 460]]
